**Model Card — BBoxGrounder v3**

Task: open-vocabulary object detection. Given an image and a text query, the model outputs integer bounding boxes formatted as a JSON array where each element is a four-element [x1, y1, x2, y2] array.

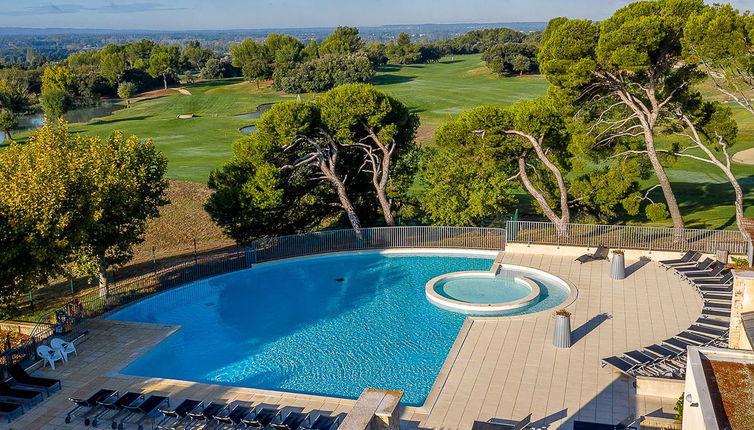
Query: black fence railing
[[10, 222, 749, 374], [506, 221, 751, 254]]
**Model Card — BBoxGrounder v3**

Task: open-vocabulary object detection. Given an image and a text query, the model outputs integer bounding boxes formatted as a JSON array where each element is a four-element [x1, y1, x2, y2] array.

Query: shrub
[[645, 202, 670, 222], [674, 393, 684, 420], [730, 257, 751, 269]]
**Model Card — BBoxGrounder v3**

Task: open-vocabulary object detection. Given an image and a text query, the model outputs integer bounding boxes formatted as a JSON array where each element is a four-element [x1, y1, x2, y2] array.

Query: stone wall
[[729, 271, 754, 351]]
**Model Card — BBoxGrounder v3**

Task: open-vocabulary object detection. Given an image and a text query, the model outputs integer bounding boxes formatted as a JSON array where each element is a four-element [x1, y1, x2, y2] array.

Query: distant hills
[[0, 22, 547, 38], [0, 22, 548, 63]]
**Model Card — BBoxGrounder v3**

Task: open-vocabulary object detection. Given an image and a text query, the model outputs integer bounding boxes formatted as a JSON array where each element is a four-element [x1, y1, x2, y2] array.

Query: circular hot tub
[[425, 264, 573, 316]]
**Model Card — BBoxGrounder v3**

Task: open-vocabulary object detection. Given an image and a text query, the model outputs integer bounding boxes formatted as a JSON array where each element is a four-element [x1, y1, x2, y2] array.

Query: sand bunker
[[732, 147, 754, 165]]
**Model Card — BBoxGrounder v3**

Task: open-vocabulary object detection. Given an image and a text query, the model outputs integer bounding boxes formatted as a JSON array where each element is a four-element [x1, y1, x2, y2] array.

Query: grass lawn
[[13, 55, 548, 183], [8, 54, 753, 229], [645, 81, 754, 229], [66, 79, 298, 183], [373, 55, 550, 140]]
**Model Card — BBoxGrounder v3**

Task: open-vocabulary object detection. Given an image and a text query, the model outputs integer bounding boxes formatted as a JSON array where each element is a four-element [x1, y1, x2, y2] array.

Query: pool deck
[[9, 251, 701, 429]]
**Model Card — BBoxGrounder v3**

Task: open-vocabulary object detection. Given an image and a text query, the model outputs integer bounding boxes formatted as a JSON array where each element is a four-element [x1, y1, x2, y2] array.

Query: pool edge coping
[[417, 317, 475, 414], [416, 263, 579, 415], [425, 271, 542, 314], [101, 249, 581, 413]]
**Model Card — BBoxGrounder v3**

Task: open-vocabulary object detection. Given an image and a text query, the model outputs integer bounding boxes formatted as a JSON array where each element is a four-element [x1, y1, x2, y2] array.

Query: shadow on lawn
[[88, 115, 152, 126], [185, 78, 245, 89], [629, 178, 754, 229], [372, 74, 417, 86]]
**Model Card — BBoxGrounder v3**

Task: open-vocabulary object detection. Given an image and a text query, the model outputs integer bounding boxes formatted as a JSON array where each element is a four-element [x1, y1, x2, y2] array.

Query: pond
[[11, 102, 122, 136], [239, 125, 257, 135], [238, 103, 275, 135]]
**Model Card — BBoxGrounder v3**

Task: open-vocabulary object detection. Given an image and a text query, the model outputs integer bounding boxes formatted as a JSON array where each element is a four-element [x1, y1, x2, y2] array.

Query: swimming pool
[[107, 251, 569, 405], [435, 275, 532, 304]]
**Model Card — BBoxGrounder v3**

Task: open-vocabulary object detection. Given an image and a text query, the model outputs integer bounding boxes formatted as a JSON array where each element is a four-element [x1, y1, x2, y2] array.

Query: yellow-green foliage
[[0, 121, 167, 313], [41, 65, 74, 93], [0, 122, 90, 306]]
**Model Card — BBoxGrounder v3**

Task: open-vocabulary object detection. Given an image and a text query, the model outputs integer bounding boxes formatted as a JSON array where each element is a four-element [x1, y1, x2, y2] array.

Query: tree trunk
[[376, 191, 395, 226], [506, 131, 570, 236], [726, 169, 746, 235], [365, 130, 396, 226], [331, 179, 362, 232], [680, 116, 746, 235], [162, 74, 168, 90], [256, 79, 260, 89], [97, 256, 110, 299], [682, 155, 745, 234], [644, 130, 685, 231], [613, 84, 685, 232], [312, 139, 362, 233], [3, 130, 11, 141], [517, 157, 568, 235], [696, 155, 745, 235]]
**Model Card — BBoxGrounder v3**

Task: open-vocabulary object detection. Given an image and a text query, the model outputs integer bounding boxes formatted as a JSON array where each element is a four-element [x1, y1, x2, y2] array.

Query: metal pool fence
[[11, 223, 751, 373], [505, 221, 751, 255], [11, 226, 506, 373], [252, 226, 508, 262], [7, 246, 248, 375]]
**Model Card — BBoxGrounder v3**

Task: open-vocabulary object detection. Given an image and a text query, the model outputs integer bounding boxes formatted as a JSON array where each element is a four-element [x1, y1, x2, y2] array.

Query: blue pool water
[[435, 276, 530, 304], [107, 252, 569, 405]]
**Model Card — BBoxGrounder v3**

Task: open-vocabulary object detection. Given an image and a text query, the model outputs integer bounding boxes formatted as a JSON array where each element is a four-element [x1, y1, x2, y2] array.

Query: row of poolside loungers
[[0, 363, 63, 423], [601, 251, 732, 379], [65, 388, 343, 430]]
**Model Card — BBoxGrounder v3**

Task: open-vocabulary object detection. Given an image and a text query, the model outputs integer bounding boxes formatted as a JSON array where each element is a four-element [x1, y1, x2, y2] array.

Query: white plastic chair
[[50, 338, 77, 362], [37, 345, 64, 369]]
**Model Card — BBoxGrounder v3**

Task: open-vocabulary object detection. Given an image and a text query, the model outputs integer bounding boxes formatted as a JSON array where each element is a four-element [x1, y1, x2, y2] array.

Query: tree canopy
[[385, 33, 423, 64], [538, 0, 707, 230], [74, 130, 169, 297], [207, 84, 418, 241], [318, 27, 365, 56], [273, 54, 374, 93], [0, 121, 168, 311], [147, 45, 180, 89], [0, 124, 90, 310], [483, 43, 539, 76], [420, 97, 646, 229]]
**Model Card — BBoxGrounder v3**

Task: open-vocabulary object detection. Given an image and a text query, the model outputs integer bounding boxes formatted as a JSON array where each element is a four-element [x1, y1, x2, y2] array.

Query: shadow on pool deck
[[625, 257, 652, 278], [571, 313, 612, 345]]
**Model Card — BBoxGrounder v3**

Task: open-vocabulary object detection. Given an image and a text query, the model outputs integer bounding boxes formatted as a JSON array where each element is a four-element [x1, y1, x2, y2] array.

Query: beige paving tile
[[7, 253, 702, 430]]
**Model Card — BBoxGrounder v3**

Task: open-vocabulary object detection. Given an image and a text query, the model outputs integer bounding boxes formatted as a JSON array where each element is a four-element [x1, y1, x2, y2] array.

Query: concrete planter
[[553, 314, 572, 348], [610, 253, 626, 280]]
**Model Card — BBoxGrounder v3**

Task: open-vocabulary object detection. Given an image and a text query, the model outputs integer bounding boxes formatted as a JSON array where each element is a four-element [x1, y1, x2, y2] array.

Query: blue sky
[[2, 0, 754, 30]]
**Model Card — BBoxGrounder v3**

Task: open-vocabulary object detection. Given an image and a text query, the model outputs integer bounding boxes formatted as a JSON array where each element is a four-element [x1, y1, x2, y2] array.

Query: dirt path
[[175, 88, 192, 96], [732, 147, 754, 165]]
